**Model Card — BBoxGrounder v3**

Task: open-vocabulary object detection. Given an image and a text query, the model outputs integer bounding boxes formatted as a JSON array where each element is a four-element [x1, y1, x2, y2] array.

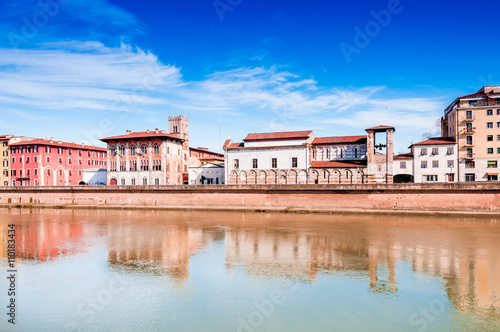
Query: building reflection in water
[[1, 209, 498, 316]]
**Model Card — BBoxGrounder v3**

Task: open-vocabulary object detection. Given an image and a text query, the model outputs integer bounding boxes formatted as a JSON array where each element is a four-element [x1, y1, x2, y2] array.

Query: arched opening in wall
[[345, 170, 353, 184], [79, 181, 86, 185], [8, 198, 11, 204], [288, 170, 298, 184], [393, 174, 414, 183], [248, 171, 257, 184], [29, 197, 33, 203], [110, 178, 117, 185], [143, 177, 148, 185]]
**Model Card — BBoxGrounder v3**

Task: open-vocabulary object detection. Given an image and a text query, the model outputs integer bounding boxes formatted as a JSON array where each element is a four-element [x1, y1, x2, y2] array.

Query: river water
[[0, 208, 499, 331]]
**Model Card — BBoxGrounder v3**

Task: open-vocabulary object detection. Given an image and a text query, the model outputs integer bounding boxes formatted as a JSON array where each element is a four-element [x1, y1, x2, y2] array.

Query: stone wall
[[1, 183, 500, 213]]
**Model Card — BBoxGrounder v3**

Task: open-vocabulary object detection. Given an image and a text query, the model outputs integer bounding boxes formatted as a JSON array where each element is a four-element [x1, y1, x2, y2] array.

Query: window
[[59, 169, 63, 176], [26, 157, 30, 164], [130, 146, 136, 155], [46, 157, 50, 163], [58, 147, 62, 154], [79, 170, 82, 176], [34, 169, 37, 176], [432, 161, 439, 168], [234, 159, 239, 170], [79, 150, 82, 156], [45, 146, 50, 153], [2, 151, 7, 157], [421, 161, 427, 168], [498, 148, 500, 154], [431, 148, 438, 155], [19, 157, 23, 163], [488, 174, 498, 181], [26, 146, 31, 153], [11, 170, 16, 176], [141, 145, 147, 154], [3, 159, 7, 167], [487, 109, 493, 115], [69, 170, 72, 176], [119, 146, 125, 155], [465, 110, 473, 119], [34, 156, 38, 163], [420, 148, 427, 155], [153, 145, 160, 154], [488, 135, 494, 141], [68, 158, 72, 164], [252, 159, 258, 169], [143, 178, 147, 185], [326, 149, 330, 159], [47, 169, 51, 176], [498, 109, 500, 114], [424, 175, 438, 182], [469, 101, 477, 106], [131, 178, 136, 185], [446, 147, 454, 155], [87, 151, 91, 157], [446, 173, 455, 182], [488, 148, 494, 154], [68, 149, 72, 155], [18, 147, 23, 153], [272, 158, 277, 168], [465, 173, 475, 182], [497, 122, 500, 128], [487, 122, 493, 128], [400, 161, 406, 169], [34, 146, 38, 153], [59, 157, 62, 163], [79, 159, 82, 165], [292, 157, 298, 168], [11, 147, 15, 154], [11, 157, 15, 164], [121, 178, 125, 185], [447, 160, 454, 168], [465, 160, 475, 168], [488, 161, 498, 168], [155, 178, 160, 185], [354, 148, 358, 159]]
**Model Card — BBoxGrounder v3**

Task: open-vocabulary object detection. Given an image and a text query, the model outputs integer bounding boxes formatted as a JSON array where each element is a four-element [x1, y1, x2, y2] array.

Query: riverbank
[[1, 183, 500, 216]]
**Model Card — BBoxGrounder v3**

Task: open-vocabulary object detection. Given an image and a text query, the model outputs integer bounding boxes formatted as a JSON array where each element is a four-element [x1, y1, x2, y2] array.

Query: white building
[[189, 163, 224, 185], [82, 168, 107, 185], [393, 153, 414, 183], [411, 137, 457, 183]]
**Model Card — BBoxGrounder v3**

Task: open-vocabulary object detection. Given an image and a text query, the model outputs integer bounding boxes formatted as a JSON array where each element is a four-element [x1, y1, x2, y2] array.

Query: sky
[[0, 0, 499, 153]]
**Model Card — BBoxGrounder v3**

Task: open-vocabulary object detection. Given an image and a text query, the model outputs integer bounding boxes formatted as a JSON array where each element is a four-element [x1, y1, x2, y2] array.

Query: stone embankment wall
[[1, 183, 500, 214]]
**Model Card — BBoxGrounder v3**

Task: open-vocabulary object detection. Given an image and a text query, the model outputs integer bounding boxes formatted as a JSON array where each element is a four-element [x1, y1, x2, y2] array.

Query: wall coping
[[1, 183, 500, 193]]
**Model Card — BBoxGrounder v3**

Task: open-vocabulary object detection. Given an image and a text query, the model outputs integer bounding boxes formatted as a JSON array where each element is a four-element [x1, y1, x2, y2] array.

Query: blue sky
[[0, 0, 498, 153]]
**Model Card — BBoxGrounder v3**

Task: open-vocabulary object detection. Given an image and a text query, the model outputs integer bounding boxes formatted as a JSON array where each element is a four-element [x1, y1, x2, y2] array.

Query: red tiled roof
[[189, 146, 224, 157], [101, 131, 183, 142], [226, 142, 244, 149], [365, 125, 395, 131], [394, 153, 413, 160], [9, 139, 106, 151], [412, 137, 456, 146], [243, 130, 313, 141], [313, 135, 366, 145], [457, 93, 485, 100], [311, 160, 366, 168]]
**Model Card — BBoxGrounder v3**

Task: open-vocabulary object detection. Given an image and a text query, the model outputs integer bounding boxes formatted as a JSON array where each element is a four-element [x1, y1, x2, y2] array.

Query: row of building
[[2, 85, 500, 186]]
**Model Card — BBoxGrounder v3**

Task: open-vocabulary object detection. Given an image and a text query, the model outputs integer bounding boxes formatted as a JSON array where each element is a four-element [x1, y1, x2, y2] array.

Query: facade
[[101, 126, 188, 186], [9, 138, 107, 186], [82, 168, 107, 185], [410, 137, 457, 183], [441, 85, 500, 182], [393, 153, 414, 183], [0, 135, 11, 186], [224, 126, 395, 185], [189, 147, 224, 167], [189, 163, 224, 185]]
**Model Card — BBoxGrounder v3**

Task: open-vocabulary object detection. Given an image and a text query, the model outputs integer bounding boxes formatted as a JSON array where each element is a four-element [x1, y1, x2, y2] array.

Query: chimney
[[126, 130, 131, 134], [147, 129, 150, 133], [155, 128, 159, 133]]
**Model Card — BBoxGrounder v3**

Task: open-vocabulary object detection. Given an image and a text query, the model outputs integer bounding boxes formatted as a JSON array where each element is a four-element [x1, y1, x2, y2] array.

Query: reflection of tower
[[168, 116, 189, 141], [365, 125, 395, 183]]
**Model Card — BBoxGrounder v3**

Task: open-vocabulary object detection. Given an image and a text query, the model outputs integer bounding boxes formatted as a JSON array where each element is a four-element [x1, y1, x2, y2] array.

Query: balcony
[[464, 127, 476, 134], [463, 115, 475, 121], [464, 140, 476, 147], [464, 153, 475, 159]]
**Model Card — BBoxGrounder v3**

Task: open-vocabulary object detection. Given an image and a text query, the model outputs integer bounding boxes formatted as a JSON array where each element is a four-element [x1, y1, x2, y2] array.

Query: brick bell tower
[[168, 116, 189, 141], [365, 125, 395, 183]]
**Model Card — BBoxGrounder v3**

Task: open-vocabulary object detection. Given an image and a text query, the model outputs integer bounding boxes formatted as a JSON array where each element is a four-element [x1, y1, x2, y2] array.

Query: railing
[[465, 153, 475, 159], [464, 127, 476, 134], [463, 115, 475, 121], [464, 140, 476, 146]]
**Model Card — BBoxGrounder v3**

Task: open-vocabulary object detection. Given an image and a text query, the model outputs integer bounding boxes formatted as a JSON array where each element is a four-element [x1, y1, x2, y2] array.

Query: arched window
[[354, 148, 358, 158], [153, 145, 160, 154], [143, 177, 147, 185], [141, 145, 147, 154], [130, 146, 136, 155], [340, 149, 343, 159], [47, 169, 51, 176]]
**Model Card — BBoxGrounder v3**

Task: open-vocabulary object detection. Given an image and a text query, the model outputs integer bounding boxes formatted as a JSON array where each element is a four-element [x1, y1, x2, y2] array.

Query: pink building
[[9, 138, 107, 186]]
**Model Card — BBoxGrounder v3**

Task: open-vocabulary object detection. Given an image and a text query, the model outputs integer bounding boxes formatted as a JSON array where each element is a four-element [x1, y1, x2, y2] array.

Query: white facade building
[[189, 163, 224, 185], [82, 168, 107, 185]]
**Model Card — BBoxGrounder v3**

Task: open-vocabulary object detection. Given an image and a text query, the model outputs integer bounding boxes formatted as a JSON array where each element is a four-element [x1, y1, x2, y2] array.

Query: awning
[[487, 173, 498, 176]]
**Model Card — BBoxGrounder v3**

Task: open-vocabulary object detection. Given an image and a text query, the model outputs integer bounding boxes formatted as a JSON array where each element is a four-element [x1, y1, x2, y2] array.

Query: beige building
[[0, 135, 11, 186], [441, 86, 500, 182]]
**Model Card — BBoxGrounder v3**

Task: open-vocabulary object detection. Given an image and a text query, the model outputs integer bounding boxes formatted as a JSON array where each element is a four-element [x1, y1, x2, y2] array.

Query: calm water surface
[[0, 208, 499, 331]]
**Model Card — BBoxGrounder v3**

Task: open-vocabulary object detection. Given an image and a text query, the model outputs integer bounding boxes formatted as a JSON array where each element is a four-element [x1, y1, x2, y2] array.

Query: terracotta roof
[[101, 131, 183, 142], [243, 130, 313, 141], [311, 160, 366, 168], [189, 147, 224, 157], [394, 153, 413, 160], [226, 142, 244, 149], [365, 125, 395, 131], [412, 137, 456, 146], [313, 135, 366, 145], [9, 139, 106, 151]]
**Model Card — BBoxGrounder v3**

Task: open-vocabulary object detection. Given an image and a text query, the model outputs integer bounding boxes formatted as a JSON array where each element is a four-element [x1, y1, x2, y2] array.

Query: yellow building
[[0, 135, 12, 186], [441, 85, 500, 182]]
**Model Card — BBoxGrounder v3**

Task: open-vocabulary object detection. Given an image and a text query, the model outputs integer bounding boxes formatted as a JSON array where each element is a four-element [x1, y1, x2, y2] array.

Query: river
[[0, 208, 499, 331]]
